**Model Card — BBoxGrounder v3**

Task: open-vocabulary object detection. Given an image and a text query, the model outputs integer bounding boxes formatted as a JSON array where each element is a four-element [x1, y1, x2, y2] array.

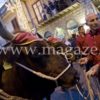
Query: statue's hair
[[0, 21, 14, 40]]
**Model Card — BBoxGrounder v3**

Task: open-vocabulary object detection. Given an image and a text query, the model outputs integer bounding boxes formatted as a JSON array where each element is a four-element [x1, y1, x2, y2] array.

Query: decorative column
[[6, 0, 31, 31]]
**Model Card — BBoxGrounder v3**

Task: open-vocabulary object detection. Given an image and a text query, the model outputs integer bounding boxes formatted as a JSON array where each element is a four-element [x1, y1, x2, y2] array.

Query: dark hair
[[78, 25, 83, 31], [44, 31, 52, 39], [72, 34, 76, 38]]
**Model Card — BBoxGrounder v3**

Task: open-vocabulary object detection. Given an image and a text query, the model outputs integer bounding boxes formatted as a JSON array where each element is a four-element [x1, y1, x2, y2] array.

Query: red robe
[[76, 29, 100, 65]]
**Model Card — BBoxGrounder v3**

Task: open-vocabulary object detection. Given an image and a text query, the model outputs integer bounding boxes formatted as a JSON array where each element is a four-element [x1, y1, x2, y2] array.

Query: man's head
[[78, 25, 85, 35], [86, 13, 100, 31]]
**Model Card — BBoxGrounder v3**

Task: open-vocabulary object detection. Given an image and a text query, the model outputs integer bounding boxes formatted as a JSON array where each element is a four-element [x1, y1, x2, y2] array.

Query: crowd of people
[[0, 12, 100, 98], [44, 13, 100, 82], [42, 0, 74, 21]]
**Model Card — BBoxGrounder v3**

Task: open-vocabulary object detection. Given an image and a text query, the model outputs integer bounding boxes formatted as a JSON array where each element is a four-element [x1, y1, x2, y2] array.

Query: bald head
[[86, 13, 97, 22], [86, 13, 100, 30]]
